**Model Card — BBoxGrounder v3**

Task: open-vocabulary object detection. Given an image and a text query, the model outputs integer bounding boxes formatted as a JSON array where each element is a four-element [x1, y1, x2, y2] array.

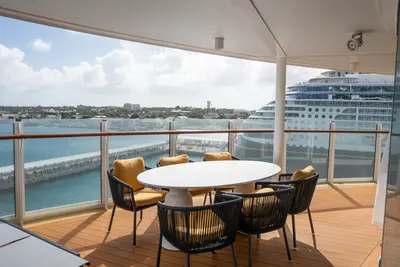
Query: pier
[[0, 138, 227, 190]]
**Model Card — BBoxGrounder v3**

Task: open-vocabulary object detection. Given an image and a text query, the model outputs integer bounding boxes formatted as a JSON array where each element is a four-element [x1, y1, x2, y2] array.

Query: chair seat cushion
[[114, 157, 145, 191], [159, 154, 189, 166], [127, 188, 167, 207], [291, 165, 315, 180], [203, 152, 232, 161], [175, 212, 225, 243], [254, 188, 274, 194], [188, 188, 213, 196]]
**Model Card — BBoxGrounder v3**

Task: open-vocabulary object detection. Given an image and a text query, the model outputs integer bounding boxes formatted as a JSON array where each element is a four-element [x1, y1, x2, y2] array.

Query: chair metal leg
[[108, 205, 116, 232], [133, 210, 137, 247], [208, 192, 212, 204], [282, 227, 292, 262], [292, 214, 297, 248], [307, 208, 315, 235], [203, 193, 208, 205], [140, 210, 143, 220], [156, 234, 162, 267], [186, 253, 190, 267], [231, 243, 238, 267], [248, 234, 252, 267]]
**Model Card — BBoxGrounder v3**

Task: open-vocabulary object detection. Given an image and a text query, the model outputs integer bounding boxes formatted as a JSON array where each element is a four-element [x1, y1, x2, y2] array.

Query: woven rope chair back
[[157, 193, 243, 254], [229, 185, 295, 234], [287, 173, 319, 214]]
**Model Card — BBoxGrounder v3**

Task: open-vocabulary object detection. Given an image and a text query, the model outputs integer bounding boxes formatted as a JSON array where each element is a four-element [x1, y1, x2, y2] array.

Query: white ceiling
[[0, 0, 397, 74]]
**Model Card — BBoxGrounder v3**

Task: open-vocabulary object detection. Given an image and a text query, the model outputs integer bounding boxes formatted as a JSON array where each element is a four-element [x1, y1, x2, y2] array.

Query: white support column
[[374, 123, 383, 182], [228, 121, 235, 155], [169, 121, 177, 157], [281, 121, 287, 173], [13, 120, 25, 226], [273, 57, 287, 168], [327, 122, 336, 183], [100, 120, 109, 210]]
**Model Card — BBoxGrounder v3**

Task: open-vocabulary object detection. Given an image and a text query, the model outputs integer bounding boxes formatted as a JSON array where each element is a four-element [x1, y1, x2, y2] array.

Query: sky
[[0, 16, 326, 110]]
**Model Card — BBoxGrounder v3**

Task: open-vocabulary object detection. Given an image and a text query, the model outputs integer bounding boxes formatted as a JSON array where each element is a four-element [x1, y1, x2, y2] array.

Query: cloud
[[30, 39, 52, 52], [0, 40, 327, 109]]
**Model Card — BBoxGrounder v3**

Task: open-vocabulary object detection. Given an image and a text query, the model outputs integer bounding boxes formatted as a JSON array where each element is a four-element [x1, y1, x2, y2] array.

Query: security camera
[[347, 32, 363, 52]]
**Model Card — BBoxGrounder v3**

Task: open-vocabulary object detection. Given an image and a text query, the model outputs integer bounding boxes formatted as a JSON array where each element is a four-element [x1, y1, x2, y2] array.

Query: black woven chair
[[257, 172, 319, 248], [225, 185, 295, 266], [156, 192, 243, 267], [107, 167, 165, 247], [157, 158, 212, 205]]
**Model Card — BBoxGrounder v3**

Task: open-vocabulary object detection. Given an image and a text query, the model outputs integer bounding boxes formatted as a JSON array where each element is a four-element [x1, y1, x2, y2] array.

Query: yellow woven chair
[[108, 157, 167, 246]]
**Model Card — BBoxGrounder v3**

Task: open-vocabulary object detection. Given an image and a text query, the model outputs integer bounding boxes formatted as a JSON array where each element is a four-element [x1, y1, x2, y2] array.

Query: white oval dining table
[[138, 160, 281, 206], [137, 160, 281, 250]]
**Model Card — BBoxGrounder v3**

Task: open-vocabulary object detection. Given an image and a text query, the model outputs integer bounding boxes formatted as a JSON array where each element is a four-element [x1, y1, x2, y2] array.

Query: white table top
[[0, 236, 88, 267], [0, 221, 30, 247], [138, 160, 281, 189]]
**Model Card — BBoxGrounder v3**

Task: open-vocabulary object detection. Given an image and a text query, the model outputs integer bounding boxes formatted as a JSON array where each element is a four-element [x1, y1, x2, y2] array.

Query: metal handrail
[[0, 129, 390, 140]]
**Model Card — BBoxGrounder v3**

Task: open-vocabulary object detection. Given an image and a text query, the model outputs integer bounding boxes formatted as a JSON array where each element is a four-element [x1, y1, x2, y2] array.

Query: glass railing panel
[[23, 119, 101, 211], [233, 119, 274, 162], [334, 132, 375, 180], [175, 119, 229, 161], [108, 119, 170, 168], [285, 132, 329, 179], [0, 120, 14, 216]]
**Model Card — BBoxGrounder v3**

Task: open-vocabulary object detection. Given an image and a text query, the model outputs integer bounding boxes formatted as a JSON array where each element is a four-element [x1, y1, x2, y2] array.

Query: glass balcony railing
[[107, 119, 170, 168], [175, 119, 229, 160], [0, 119, 389, 224], [334, 133, 375, 180], [0, 139, 14, 217], [286, 132, 329, 180], [233, 119, 274, 162]]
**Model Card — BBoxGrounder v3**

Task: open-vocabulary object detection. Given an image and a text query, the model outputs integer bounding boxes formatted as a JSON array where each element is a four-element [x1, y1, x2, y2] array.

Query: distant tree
[[130, 113, 140, 119]]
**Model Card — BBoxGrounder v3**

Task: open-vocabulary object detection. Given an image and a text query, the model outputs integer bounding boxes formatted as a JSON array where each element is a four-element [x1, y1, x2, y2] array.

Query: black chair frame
[[224, 185, 295, 266], [156, 192, 243, 267], [107, 166, 156, 247], [257, 172, 319, 248]]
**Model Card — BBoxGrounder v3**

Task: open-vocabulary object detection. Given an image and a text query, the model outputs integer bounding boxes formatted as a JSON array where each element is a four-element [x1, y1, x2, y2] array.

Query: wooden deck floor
[[27, 183, 382, 267]]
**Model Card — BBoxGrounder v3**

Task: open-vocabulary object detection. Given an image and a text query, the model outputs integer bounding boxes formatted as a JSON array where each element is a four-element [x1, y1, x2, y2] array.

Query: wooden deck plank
[[27, 183, 382, 267]]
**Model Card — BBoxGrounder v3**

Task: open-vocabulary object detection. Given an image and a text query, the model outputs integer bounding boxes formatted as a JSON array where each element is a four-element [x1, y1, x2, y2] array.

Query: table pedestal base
[[164, 188, 193, 206], [234, 182, 255, 193], [162, 188, 193, 250]]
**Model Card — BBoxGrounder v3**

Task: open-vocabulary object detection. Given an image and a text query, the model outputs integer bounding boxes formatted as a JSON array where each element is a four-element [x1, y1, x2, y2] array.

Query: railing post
[[13, 119, 25, 226], [228, 121, 235, 155], [374, 123, 383, 182], [100, 120, 109, 211], [169, 121, 177, 157], [327, 122, 336, 183], [282, 121, 287, 173]]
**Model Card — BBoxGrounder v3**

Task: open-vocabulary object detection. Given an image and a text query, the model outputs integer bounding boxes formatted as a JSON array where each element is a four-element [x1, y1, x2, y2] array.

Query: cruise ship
[[235, 71, 394, 160]]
